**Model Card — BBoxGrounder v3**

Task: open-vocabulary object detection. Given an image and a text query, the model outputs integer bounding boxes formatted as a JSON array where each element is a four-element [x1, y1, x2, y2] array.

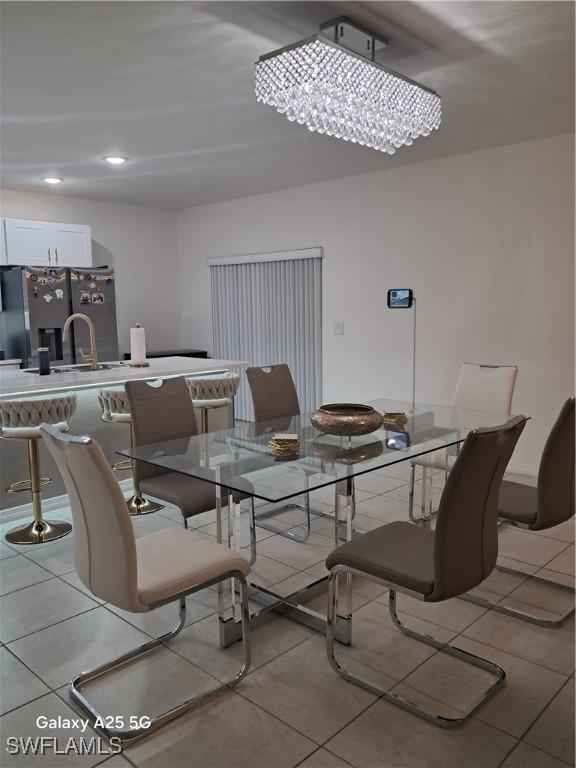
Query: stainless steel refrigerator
[[0, 266, 118, 369]]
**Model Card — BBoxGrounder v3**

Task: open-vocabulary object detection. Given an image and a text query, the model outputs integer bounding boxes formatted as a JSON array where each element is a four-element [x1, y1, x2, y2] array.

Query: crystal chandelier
[[255, 17, 441, 154]]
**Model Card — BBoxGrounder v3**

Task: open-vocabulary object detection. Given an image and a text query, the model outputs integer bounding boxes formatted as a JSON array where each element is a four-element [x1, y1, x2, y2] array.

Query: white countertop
[[0, 357, 248, 399], [0, 359, 21, 366]]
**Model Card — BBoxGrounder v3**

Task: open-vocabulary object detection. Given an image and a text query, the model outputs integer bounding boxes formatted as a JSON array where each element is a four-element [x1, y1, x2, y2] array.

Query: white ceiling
[[1, 1, 574, 210]]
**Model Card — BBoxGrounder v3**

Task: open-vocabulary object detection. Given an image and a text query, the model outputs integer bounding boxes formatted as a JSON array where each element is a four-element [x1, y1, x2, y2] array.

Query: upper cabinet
[[1, 218, 92, 267]]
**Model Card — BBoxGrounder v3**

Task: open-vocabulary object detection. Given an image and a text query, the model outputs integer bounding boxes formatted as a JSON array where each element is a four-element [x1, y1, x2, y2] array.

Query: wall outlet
[[334, 321, 345, 336]]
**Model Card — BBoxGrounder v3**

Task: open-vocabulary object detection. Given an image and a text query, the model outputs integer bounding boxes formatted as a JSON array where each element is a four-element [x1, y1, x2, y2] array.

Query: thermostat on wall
[[387, 289, 413, 309]]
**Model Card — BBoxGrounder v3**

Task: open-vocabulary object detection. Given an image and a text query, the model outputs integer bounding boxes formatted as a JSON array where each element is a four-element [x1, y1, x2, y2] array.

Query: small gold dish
[[268, 433, 300, 461], [382, 411, 408, 427]]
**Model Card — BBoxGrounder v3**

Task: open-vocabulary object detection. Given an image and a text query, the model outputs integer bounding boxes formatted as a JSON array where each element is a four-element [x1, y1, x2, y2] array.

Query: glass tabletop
[[119, 398, 515, 503]]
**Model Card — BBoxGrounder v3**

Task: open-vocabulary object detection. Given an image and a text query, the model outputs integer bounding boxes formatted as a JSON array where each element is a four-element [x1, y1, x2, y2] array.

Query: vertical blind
[[210, 248, 322, 420]]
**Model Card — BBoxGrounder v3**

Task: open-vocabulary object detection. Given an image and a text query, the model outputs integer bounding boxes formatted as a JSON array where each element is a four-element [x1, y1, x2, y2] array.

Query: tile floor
[[0, 469, 574, 768]]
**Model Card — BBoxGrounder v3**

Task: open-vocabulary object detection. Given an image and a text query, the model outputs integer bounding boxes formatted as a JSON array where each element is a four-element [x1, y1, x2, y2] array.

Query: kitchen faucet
[[63, 313, 98, 371]]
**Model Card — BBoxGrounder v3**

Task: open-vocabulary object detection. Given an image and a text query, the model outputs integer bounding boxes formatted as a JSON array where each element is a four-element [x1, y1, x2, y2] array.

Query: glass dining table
[[119, 398, 514, 648]]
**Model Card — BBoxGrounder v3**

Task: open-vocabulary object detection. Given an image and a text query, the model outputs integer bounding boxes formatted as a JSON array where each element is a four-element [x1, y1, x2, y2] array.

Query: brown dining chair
[[246, 364, 313, 542], [325, 415, 527, 728], [464, 397, 575, 627], [125, 378, 255, 554], [40, 424, 251, 747]]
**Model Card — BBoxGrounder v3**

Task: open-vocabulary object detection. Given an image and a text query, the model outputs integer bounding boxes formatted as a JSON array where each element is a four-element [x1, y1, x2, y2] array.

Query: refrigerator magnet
[[91, 292, 105, 304], [80, 292, 91, 305]]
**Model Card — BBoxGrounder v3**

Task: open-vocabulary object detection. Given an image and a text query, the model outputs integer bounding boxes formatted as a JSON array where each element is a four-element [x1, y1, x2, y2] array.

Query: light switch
[[334, 321, 345, 336]]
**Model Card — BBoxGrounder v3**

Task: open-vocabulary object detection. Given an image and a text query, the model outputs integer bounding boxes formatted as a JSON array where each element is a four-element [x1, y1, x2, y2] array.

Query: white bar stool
[[97, 388, 163, 516], [1, 394, 77, 544], [186, 373, 240, 433]]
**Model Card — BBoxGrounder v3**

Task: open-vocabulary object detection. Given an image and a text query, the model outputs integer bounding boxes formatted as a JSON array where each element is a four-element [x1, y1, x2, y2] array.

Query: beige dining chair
[[246, 364, 313, 542], [464, 397, 575, 627], [409, 363, 518, 521], [40, 423, 251, 747], [325, 415, 527, 728]]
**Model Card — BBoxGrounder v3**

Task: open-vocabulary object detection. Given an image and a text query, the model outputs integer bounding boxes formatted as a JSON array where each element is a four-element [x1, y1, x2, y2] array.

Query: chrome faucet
[[63, 313, 98, 371]]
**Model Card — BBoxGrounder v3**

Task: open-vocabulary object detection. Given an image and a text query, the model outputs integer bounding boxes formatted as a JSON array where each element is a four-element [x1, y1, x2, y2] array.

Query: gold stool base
[[5, 519, 72, 545], [126, 494, 164, 516], [7, 477, 53, 493], [112, 459, 133, 473]]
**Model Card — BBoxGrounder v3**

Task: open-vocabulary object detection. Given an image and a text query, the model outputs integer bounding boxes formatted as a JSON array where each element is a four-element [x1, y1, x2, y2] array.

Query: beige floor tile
[[524, 681, 575, 765], [94, 756, 132, 768], [59, 572, 106, 604], [334, 601, 454, 683], [385, 481, 444, 508], [127, 690, 315, 767], [533, 518, 575, 544], [376, 592, 488, 633], [129, 511, 181, 539], [247, 552, 300, 588], [0, 693, 103, 767], [353, 473, 407, 495], [60, 646, 216, 722], [469, 566, 530, 599], [501, 571, 574, 618], [297, 748, 353, 768], [311, 486, 373, 508], [0, 646, 49, 716], [171, 612, 311, 683], [19, 535, 76, 576], [256, 530, 334, 570], [546, 545, 575, 577], [497, 527, 568, 568], [0, 579, 97, 643], [402, 635, 567, 737], [325, 695, 516, 768], [352, 493, 410, 524], [239, 635, 377, 743], [0, 555, 54, 596], [463, 610, 575, 675], [9, 606, 149, 688], [501, 741, 571, 768], [0, 541, 18, 560]]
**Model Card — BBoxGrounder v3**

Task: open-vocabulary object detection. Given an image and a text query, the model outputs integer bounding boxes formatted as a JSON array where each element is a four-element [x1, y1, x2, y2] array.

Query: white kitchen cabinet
[[53, 223, 92, 266], [1, 218, 92, 267]]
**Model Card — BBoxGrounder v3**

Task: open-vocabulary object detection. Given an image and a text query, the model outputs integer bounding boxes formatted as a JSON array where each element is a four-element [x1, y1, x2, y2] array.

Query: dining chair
[[40, 424, 251, 747], [325, 415, 527, 728], [409, 363, 518, 521], [246, 364, 313, 542], [125, 378, 255, 558], [463, 397, 575, 627]]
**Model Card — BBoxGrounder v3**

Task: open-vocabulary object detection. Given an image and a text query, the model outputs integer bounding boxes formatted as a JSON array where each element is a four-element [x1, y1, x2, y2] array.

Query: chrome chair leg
[[461, 564, 575, 628], [69, 572, 251, 747], [326, 568, 506, 729], [254, 493, 312, 543]]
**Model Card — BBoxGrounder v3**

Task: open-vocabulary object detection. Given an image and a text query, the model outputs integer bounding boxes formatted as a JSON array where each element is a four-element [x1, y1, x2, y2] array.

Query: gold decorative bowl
[[310, 403, 384, 436]]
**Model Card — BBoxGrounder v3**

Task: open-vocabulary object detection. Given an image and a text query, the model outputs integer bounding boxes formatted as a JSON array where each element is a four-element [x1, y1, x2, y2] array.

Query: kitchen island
[[0, 356, 248, 511], [0, 356, 247, 399]]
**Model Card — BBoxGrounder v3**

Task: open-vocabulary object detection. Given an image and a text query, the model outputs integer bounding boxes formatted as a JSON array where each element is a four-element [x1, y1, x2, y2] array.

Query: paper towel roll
[[130, 325, 146, 365]]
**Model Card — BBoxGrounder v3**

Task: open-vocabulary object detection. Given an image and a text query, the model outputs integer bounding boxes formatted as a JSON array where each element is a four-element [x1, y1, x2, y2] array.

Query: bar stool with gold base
[[1, 394, 77, 544], [97, 388, 163, 516], [186, 373, 240, 433]]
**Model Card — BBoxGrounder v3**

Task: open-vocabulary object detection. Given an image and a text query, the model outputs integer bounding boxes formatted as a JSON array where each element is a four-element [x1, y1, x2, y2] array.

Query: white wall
[[0, 189, 181, 353], [177, 133, 575, 473]]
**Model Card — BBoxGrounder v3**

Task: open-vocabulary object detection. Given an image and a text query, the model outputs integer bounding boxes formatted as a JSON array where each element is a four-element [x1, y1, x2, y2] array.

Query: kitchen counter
[[0, 356, 247, 399]]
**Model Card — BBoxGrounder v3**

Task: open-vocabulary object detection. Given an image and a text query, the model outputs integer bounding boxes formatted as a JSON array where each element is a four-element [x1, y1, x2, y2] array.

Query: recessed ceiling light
[[42, 177, 63, 184], [103, 156, 129, 165]]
